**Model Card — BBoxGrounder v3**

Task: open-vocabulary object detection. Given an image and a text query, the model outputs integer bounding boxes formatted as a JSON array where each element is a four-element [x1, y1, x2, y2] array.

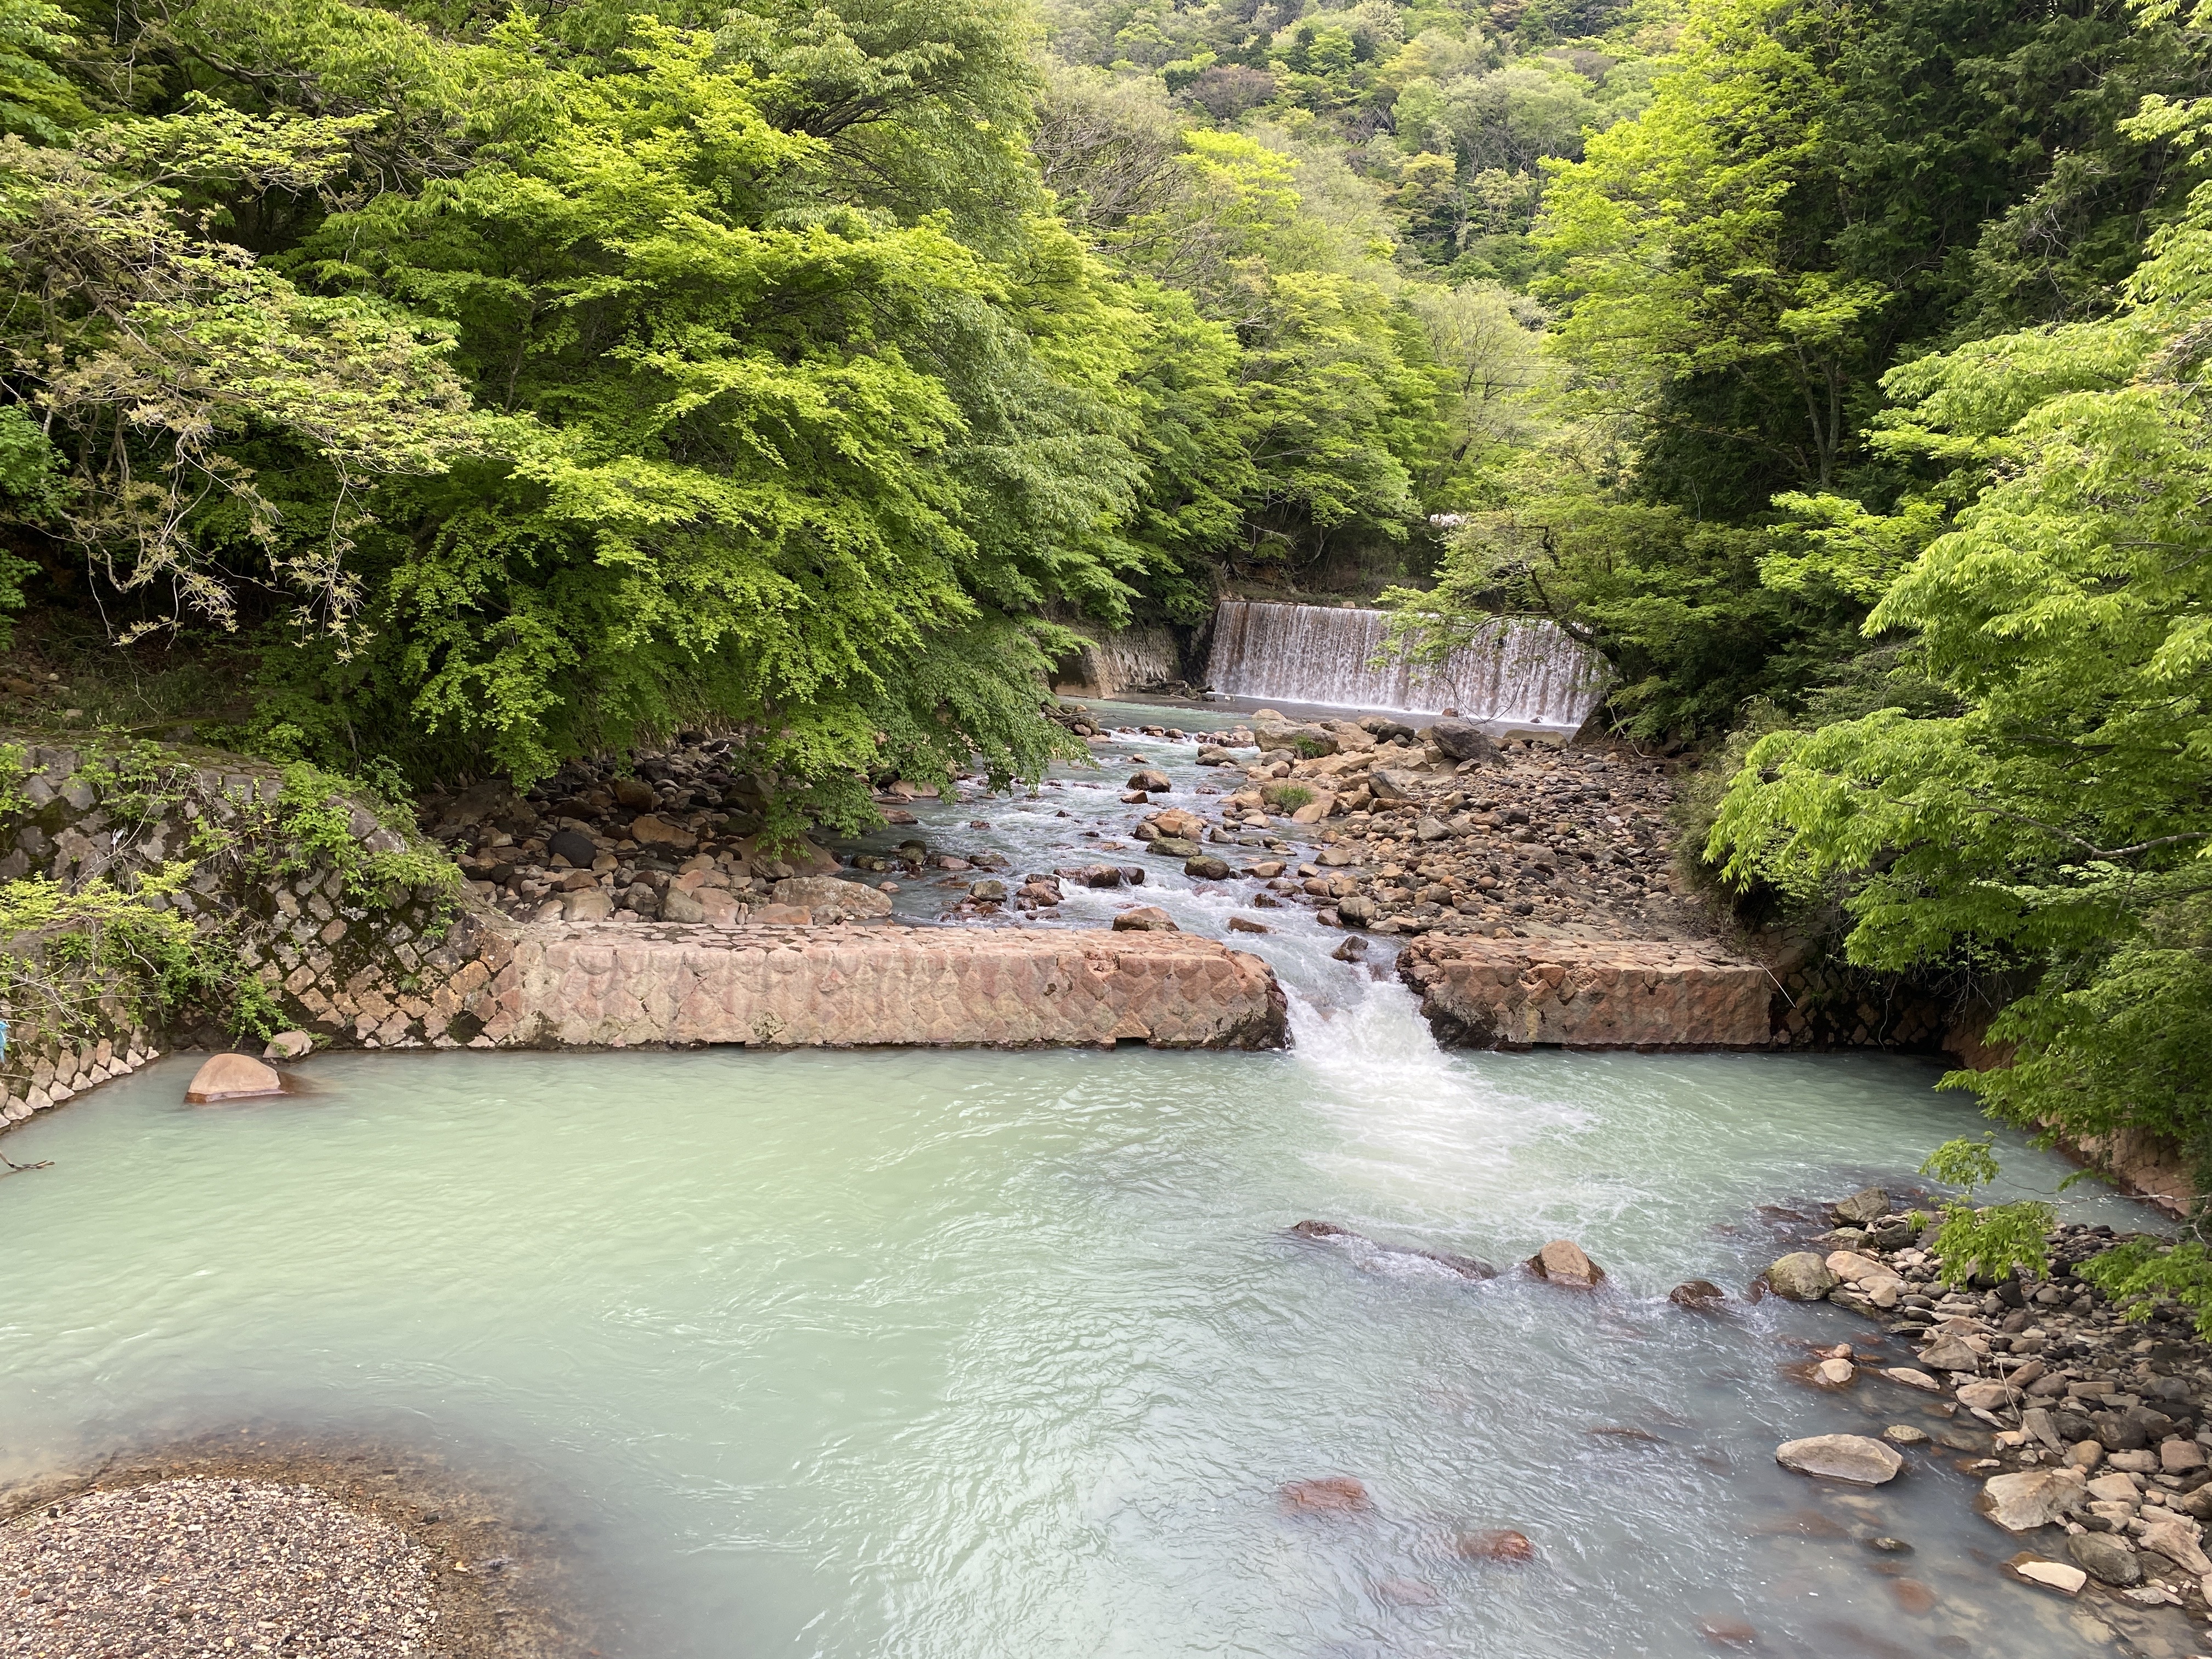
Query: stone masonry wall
[[0, 738, 514, 1131]]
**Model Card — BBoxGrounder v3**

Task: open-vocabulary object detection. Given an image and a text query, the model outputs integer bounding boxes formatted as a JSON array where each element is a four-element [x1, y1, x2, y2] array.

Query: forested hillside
[[1, 0, 2208, 1162]]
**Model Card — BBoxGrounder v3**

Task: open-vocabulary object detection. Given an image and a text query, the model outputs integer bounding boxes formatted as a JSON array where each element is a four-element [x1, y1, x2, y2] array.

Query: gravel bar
[[2, 1476, 436, 1656]]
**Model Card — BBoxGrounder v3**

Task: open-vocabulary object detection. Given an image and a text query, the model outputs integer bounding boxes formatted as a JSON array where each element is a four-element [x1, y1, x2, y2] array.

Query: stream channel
[[0, 697, 2165, 1657]]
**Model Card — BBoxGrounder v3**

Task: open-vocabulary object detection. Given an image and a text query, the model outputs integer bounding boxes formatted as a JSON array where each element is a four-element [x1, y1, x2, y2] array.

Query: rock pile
[[1771, 1188, 2212, 1614]]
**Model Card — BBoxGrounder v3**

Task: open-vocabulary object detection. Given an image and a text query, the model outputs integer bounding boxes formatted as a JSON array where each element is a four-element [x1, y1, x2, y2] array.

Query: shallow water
[[0, 702, 2164, 1656]]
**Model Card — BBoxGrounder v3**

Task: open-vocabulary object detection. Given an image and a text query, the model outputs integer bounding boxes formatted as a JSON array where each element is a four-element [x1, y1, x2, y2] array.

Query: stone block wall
[[0, 738, 514, 1130], [1767, 960, 1954, 1053]]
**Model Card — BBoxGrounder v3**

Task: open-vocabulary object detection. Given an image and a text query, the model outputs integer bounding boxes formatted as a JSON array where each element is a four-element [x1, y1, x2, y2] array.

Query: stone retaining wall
[[471, 922, 1287, 1050], [1398, 938, 1775, 1049]]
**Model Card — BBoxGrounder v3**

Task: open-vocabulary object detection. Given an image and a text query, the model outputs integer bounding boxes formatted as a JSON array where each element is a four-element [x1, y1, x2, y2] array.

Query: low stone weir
[[1397, 937, 1772, 1049], [1204, 600, 1606, 725], [470, 922, 1289, 1051]]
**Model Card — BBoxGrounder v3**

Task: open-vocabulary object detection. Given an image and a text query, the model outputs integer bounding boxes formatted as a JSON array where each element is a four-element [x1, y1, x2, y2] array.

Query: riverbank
[[1759, 1189, 2212, 1647], [0, 1429, 596, 1657]]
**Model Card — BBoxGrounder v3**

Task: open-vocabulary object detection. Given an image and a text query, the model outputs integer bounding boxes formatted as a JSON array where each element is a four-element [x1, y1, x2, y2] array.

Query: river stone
[[2070, 1532, 2143, 1586], [1979, 1466, 2087, 1531], [1077, 864, 1124, 888], [1526, 1239, 1605, 1288], [1825, 1250, 1886, 1283], [1111, 906, 1177, 932], [1148, 837, 1202, 859], [2008, 1555, 2086, 1595], [1884, 1367, 1943, 1391], [1368, 768, 1425, 802], [1832, 1186, 1891, 1224], [1427, 719, 1499, 764], [1184, 855, 1232, 881], [1815, 1357, 1857, 1386], [1455, 1528, 1534, 1562], [1775, 1434, 1904, 1485], [184, 1053, 284, 1103], [261, 1031, 313, 1061], [2140, 1517, 2212, 1576], [774, 877, 893, 917], [611, 776, 657, 809], [661, 887, 707, 923], [1336, 895, 1377, 927], [1127, 769, 1171, 793], [1957, 1380, 2018, 1411], [2164, 1438, 2208, 1473], [1668, 1279, 1725, 1311], [1767, 1252, 1838, 1301], [630, 812, 697, 850], [547, 827, 597, 867], [563, 888, 614, 922], [1884, 1425, 1930, 1444], [1917, 1335, 1979, 1373]]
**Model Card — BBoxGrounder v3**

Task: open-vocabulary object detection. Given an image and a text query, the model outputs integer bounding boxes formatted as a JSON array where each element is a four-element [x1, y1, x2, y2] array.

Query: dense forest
[[0, 0, 2207, 1167]]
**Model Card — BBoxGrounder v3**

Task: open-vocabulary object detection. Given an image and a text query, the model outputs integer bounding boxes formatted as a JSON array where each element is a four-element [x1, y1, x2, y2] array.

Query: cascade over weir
[[1204, 600, 1606, 727]]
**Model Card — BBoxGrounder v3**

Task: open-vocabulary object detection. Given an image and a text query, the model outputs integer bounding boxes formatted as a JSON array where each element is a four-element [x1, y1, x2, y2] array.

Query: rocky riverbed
[[1758, 1186, 2212, 1641], [416, 703, 1703, 946]]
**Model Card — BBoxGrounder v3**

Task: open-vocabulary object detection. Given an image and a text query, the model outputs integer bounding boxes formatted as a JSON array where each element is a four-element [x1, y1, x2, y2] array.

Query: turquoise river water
[[0, 701, 2166, 1658]]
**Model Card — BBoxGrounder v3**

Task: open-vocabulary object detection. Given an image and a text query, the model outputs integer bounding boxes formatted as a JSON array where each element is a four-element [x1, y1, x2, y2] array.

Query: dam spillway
[[1204, 600, 1606, 726]]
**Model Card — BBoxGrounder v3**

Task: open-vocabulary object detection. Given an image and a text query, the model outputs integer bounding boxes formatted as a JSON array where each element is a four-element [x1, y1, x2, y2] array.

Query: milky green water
[[0, 1034, 2155, 1658]]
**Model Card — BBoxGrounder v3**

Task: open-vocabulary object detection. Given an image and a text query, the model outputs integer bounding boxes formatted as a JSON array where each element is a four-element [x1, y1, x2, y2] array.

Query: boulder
[[661, 887, 708, 923], [1978, 1466, 2087, 1532], [1767, 1252, 1838, 1301], [1127, 769, 1172, 793], [1956, 1380, 2018, 1412], [1883, 1367, 1943, 1391], [968, 879, 1008, 902], [1831, 1186, 1890, 1224], [1184, 855, 1232, 881], [1336, 895, 1377, 927], [1815, 1358, 1857, 1386], [774, 877, 894, 917], [547, 827, 598, 867], [1668, 1279, 1726, 1311], [2069, 1532, 2143, 1587], [1414, 815, 1451, 842], [1148, 837, 1203, 860], [1289, 798, 1334, 825], [184, 1053, 285, 1104], [2164, 1438, 2209, 1474], [1077, 865, 1125, 888], [629, 812, 697, 850], [1775, 1434, 1904, 1485], [1427, 719, 1499, 764], [611, 776, 657, 809], [261, 1031, 313, 1062], [1525, 1239, 1605, 1288], [1368, 767, 1425, 802], [1112, 906, 1178, 932], [1324, 721, 1377, 752]]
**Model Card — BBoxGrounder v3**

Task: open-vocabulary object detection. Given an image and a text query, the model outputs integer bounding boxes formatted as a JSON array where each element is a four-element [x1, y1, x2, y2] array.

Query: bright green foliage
[[2078, 1239, 2212, 1340], [1710, 177, 2212, 1165], [1917, 1133, 2053, 1283], [0, 0, 87, 142]]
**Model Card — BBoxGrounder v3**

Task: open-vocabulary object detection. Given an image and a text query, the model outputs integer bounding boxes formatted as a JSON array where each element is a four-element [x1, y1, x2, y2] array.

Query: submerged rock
[[1775, 1434, 1903, 1485], [184, 1053, 284, 1104], [2006, 1554, 2086, 1595], [1290, 1220, 1498, 1280], [1668, 1279, 1726, 1311], [1278, 1477, 1370, 1515], [1454, 1528, 1534, 1562]]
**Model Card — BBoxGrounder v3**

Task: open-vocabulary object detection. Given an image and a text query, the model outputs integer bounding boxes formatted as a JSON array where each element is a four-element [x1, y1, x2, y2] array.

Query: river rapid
[[0, 699, 2165, 1658]]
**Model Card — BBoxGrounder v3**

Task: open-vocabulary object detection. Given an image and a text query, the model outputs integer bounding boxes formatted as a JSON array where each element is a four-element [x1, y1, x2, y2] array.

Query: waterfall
[[1203, 601, 1607, 727]]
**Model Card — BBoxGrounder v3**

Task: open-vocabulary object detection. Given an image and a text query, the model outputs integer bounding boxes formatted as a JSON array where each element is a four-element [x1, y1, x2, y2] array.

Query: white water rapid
[[1204, 600, 1607, 727]]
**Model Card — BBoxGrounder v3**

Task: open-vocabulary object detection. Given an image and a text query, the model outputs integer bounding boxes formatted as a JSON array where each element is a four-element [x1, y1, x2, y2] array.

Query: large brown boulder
[[1526, 1239, 1605, 1288], [184, 1053, 283, 1104]]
